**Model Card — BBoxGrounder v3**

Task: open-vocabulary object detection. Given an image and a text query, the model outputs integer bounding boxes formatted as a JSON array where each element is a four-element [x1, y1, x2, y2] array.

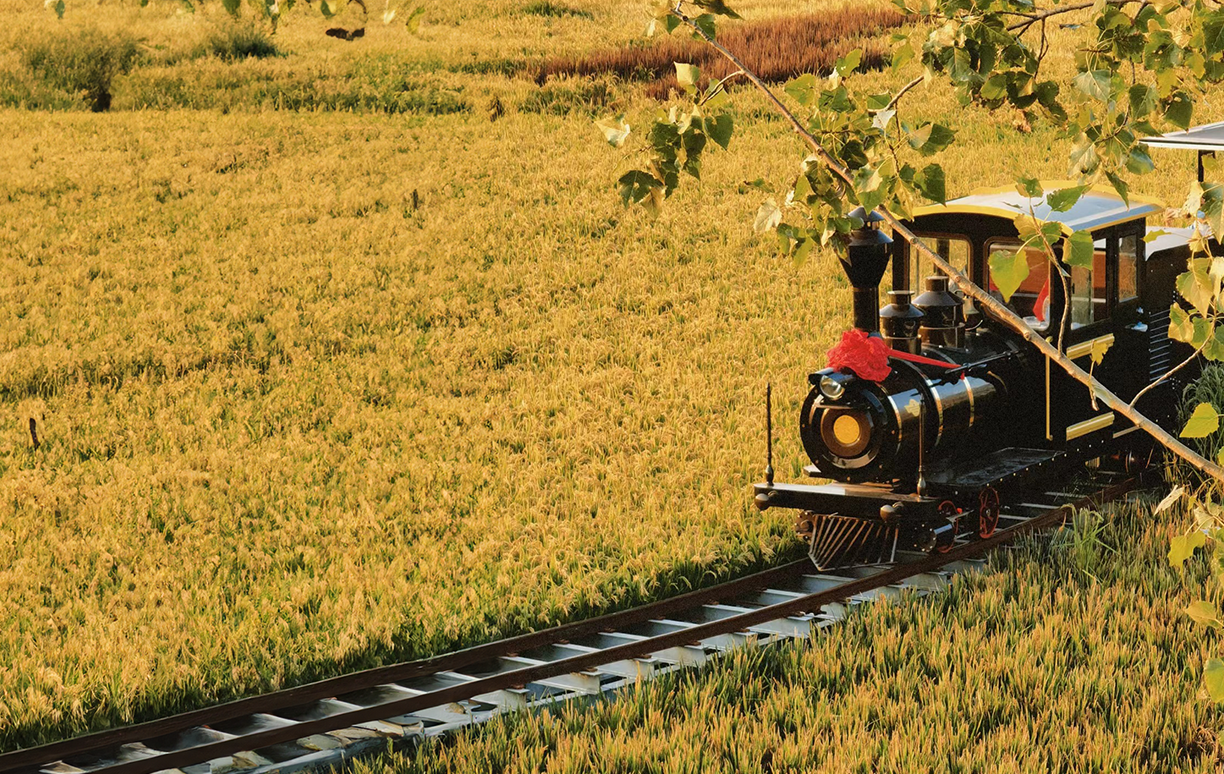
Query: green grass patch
[[522, 1, 593, 20], [205, 22, 279, 62], [15, 27, 141, 111]]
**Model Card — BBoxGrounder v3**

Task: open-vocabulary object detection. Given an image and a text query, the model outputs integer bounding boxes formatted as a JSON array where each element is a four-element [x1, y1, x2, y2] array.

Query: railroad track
[[0, 472, 1142, 774]]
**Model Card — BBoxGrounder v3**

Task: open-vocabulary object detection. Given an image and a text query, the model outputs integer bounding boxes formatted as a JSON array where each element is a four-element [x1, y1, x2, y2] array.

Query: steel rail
[[0, 475, 1138, 774]]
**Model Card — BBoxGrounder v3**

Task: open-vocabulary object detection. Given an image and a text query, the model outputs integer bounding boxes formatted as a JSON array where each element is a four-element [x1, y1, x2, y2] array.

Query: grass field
[[359, 502, 1224, 773], [0, 0, 1221, 759]]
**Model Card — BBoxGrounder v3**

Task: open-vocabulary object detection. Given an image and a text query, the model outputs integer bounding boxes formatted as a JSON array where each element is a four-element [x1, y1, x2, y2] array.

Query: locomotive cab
[[895, 183, 1191, 447]]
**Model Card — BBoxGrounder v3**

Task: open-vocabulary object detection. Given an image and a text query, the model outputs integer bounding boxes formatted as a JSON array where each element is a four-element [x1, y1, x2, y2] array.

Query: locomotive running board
[[753, 481, 939, 520]]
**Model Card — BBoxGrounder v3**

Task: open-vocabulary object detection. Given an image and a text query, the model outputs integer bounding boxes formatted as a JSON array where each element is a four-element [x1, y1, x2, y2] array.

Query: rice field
[[0, 0, 1220, 760], [358, 501, 1224, 773]]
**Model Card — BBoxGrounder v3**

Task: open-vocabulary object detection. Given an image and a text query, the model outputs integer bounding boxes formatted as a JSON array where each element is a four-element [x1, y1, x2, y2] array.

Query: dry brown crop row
[[537, 8, 903, 99]]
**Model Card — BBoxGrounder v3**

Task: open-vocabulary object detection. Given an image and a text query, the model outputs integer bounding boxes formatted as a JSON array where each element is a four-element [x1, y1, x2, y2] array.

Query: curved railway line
[[0, 471, 1143, 774]]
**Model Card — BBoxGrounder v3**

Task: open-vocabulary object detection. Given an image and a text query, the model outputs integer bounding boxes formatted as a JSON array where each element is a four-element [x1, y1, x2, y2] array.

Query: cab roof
[[912, 182, 1162, 234], [1141, 121, 1224, 152]]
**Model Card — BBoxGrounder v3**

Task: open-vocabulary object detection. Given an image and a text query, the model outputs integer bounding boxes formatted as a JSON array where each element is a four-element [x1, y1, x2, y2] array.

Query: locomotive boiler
[[754, 185, 1201, 569]]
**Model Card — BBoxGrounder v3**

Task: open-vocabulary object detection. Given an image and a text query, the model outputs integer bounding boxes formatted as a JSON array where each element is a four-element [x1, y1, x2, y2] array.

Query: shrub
[[19, 27, 142, 112], [207, 23, 279, 62]]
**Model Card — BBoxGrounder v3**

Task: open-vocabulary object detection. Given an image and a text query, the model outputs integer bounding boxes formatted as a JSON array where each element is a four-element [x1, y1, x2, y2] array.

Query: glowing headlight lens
[[820, 409, 873, 458], [819, 375, 846, 400]]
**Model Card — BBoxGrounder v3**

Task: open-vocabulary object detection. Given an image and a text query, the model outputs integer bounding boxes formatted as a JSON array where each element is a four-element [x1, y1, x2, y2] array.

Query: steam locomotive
[[753, 183, 1200, 569]]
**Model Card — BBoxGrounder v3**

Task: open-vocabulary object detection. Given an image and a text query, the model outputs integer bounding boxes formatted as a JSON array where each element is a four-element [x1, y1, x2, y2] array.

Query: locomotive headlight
[[819, 374, 847, 400], [820, 409, 873, 458]]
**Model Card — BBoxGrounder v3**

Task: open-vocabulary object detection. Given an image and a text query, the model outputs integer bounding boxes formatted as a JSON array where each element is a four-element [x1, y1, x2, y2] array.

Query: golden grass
[[0, 0, 1219, 754]]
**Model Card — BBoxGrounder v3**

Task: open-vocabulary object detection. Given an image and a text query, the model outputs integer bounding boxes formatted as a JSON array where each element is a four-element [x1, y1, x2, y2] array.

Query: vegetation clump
[[18, 27, 141, 111], [206, 23, 279, 62], [522, 1, 593, 20]]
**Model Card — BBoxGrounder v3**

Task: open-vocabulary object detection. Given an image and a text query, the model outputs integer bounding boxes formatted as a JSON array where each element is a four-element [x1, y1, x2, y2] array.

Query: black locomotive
[[754, 183, 1200, 569]]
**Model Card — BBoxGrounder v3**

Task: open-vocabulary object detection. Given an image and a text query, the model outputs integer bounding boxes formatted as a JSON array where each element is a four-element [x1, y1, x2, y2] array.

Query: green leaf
[[1188, 600, 1223, 628], [835, 48, 862, 76], [1203, 183, 1224, 239], [989, 249, 1030, 303], [692, 0, 740, 19], [1169, 305, 1209, 345], [1181, 402, 1220, 438], [1204, 323, 1224, 362], [691, 13, 716, 39], [784, 73, 818, 107], [1105, 171, 1130, 207], [705, 114, 733, 150], [1072, 69, 1112, 102], [1170, 531, 1208, 566], [1206, 659, 1224, 703], [1176, 262, 1215, 316], [980, 73, 1007, 101], [223, 0, 241, 15], [738, 178, 769, 194], [792, 237, 814, 268], [1128, 83, 1158, 118], [907, 123, 955, 155], [617, 170, 662, 207], [1047, 185, 1089, 212], [595, 116, 630, 148], [1069, 134, 1100, 176], [891, 41, 914, 71], [754, 198, 782, 234], [674, 63, 700, 92], [1065, 230, 1095, 269], [1204, 11, 1224, 56], [44, 0, 64, 17], [865, 93, 892, 110], [1015, 176, 1043, 198], [405, 4, 425, 32], [914, 163, 946, 204], [1164, 91, 1194, 130]]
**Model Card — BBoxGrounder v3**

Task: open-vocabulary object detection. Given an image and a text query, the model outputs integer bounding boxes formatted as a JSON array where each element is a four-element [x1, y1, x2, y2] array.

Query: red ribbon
[[887, 349, 959, 369]]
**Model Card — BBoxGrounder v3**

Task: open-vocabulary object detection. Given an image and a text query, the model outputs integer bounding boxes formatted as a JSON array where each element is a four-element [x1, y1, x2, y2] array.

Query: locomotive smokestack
[[842, 207, 893, 333]]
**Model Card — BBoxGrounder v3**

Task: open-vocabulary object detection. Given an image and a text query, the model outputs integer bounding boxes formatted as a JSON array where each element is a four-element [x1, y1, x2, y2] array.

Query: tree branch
[[671, 5, 1224, 483], [1004, 0, 1140, 35], [1131, 334, 1212, 409], [886, 76, 923, 112]]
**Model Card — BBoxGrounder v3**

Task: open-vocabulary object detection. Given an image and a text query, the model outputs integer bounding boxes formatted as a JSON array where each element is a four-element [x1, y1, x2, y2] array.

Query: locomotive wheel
[[935, 500, 959, 553], [977, 487, 1001, 538]]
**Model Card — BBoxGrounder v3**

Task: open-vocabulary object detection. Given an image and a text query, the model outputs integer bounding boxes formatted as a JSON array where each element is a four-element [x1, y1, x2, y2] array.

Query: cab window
[[985, 241, 1051, 328], [1070, 239, 1109, 327], [1118, 232, 1139, 303]]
